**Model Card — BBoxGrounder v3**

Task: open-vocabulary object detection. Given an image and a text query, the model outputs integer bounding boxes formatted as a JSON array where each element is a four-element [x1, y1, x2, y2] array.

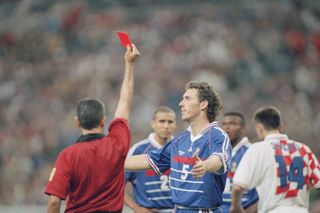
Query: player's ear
[[151, 119, 155, 130], [240, 127, 245, 135], [75, 116, 81, 128], [279, 122, 284, 132], [255, 123, 264, 140], [200, 100, 208, 111]]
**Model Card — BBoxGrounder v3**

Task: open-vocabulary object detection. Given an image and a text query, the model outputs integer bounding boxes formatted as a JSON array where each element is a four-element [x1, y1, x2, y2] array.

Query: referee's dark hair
[[77, 98, 105, 130], [253, 106, 281, 130]]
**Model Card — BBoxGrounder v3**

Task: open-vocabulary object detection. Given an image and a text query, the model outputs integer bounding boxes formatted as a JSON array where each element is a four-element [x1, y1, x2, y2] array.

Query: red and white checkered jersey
[[233, 134, 320, 213]]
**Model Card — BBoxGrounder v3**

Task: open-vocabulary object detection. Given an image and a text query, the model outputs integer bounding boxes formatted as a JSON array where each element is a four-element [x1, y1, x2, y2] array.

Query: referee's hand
[[124, 43, 140, 63]]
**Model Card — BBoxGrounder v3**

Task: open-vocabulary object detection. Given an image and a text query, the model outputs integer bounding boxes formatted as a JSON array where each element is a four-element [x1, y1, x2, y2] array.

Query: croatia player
[[221, 112, 258, 213], [125, 81, 232, 212], [231, 106, 320, 213], [45, 44, 140, 213], [125, 106, 176, 212]]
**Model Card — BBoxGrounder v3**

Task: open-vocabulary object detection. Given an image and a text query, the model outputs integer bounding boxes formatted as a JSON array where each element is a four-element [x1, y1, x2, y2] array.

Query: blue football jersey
[[221, 137, 259, 212], [147, 122, 232, 208], [125, 133, 174, 209]]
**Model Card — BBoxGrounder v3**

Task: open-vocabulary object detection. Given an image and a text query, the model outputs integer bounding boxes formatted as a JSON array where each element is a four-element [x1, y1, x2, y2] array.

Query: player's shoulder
[[237, 141, 251, 153], [249, 140, 270, 151], [290, 140, 313, 153], [128, 138, 150, 156], [173, 130, 190, 141], [208, 126, 229, 143]]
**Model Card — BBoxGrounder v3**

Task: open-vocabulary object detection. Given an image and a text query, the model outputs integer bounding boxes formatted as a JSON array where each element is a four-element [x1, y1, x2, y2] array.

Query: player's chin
[[181, 115, 189, 121], [161, 132, 171, 138]]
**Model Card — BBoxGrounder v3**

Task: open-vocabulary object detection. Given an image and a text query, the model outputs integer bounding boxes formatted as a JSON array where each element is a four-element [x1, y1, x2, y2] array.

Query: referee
[[45, 44, 140, 213]]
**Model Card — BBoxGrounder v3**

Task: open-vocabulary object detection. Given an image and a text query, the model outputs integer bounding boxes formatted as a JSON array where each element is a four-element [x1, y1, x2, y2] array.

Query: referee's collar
[[77, 133, 105, 143]]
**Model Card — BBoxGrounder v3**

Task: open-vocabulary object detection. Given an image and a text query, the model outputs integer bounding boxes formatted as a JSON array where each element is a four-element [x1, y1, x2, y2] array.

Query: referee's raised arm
[[114, 44, 140, 119]]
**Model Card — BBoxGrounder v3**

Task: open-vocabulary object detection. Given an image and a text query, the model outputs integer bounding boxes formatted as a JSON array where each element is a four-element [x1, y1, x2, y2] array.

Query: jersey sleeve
[[108, 118, 130, 155], [242, 188, 259, 209], [209, 130, 232, 175], [125, 170, 137, 182], [305, 147, 320, 189], [45, 151, 72, 200], [233, 145, 263, 190], [146, 140, 172, 176]]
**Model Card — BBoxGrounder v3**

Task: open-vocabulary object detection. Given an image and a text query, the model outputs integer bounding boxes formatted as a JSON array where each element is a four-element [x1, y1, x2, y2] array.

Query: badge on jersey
[[49, 168, 56, 181]]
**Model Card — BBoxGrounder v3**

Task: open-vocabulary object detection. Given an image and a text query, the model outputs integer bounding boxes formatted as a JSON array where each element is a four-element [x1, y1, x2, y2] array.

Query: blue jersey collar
[[148, 133, 173, 149], [232, 137, 250, 155], [187, 121, 218, 142]]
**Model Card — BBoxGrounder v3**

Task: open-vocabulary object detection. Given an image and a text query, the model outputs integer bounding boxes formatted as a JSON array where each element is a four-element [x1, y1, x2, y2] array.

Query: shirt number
[[275, 156, 304, 197], [181, 164, 190, 180], [160, 175, 170, 190]]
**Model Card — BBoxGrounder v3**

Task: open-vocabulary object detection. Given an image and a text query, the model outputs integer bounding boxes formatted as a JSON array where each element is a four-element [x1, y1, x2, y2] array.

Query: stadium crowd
[[0, 0, 320, 209]]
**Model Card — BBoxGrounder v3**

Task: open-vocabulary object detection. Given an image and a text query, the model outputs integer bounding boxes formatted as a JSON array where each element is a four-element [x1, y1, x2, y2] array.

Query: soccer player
[[231, 106, 320, 213], [220, 112, 258, 213], [45, 44, 140, 213], [125, 81, 232, 212], [125, 106, 177, 213]]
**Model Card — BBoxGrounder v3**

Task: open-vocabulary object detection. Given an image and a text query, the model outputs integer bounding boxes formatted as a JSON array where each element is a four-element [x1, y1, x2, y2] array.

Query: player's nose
[[179, 99, 184, 107]]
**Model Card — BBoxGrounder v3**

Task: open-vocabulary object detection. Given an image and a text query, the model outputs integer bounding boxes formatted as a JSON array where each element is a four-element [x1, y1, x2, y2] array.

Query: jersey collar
[[187, 121, 218, 142], [232, 137, 250, 155], [148, 133, 173, 149], [265, 134, 288, 141], [77, 133, 105, 143]]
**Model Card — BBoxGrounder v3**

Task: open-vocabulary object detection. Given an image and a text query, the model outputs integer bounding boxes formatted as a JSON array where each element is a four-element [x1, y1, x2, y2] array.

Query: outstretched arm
[[114, 44, 140, 119], [125, 154, 152, 171]]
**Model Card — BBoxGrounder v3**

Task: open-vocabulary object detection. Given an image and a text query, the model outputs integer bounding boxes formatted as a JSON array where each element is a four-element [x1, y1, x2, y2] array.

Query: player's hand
[[124, 43, 140, 63], [191, 148, 206, 179], [230, 205, 245, 213], [243, 201, 258, 213]]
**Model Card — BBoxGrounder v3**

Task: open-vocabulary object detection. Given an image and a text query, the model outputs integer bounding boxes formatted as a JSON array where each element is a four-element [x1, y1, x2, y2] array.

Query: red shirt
[[45, 118, 130, 212]]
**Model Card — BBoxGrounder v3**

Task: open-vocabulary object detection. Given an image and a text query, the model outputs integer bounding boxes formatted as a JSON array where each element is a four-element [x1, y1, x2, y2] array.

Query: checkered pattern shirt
[[233, 134, 320, 213]]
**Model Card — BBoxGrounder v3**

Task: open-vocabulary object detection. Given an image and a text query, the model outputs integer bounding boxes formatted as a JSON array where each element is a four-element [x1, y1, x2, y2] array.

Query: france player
[[220, 112, 258, 213], [125, 81, 232, 212], [231, 106, 320, 213], [125, 106, 177, 213]]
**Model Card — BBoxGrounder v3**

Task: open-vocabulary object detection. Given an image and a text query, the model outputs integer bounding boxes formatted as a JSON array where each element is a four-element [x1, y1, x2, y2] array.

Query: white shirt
[[233, 134, 320, 213]]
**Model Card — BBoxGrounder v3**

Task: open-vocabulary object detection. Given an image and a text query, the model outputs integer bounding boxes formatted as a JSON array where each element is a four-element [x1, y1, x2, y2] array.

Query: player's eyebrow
[[183, 95, 190, 100], [158, 119, 174, 122]]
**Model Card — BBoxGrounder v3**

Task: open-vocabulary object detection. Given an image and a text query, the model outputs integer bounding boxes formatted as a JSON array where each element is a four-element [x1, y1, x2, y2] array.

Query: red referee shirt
[[45, 118, 130, 212]]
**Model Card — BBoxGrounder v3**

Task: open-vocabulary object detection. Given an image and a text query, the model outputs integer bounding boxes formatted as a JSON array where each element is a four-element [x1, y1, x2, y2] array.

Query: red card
[[117, 31, 132, 48]]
